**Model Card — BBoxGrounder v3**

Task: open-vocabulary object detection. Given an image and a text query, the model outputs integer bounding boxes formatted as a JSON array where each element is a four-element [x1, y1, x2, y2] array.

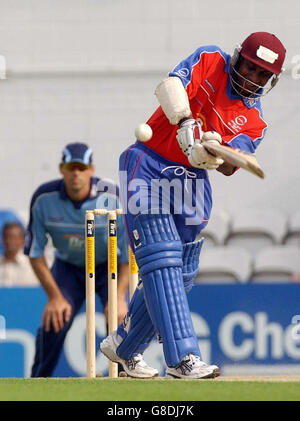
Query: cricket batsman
[[100, 32, 286, 378]]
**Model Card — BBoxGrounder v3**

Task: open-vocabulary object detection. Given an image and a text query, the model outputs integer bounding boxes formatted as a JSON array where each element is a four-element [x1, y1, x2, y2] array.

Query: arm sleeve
[[169, 45, 228, 100], [221, 130, 266, 175], [223, 133, 263, 154], [24, 196, 48, 258]]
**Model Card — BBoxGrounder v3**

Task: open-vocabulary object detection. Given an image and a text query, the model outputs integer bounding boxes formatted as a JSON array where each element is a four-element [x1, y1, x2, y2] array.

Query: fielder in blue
[[24, 143, 129, 377]]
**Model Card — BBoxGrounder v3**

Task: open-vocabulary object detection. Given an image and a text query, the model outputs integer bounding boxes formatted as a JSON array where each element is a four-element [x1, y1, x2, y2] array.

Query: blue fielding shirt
[[24, 177, 128, 268]]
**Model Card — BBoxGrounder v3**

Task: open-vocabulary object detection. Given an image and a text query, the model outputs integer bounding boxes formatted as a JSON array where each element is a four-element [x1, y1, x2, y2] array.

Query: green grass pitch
[[1, 377, 300, 401]]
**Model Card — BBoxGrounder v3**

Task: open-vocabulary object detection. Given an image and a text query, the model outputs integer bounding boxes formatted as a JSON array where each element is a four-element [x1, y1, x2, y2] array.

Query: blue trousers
[[31, 258, 108, 377], [119, 141, 213, 247]]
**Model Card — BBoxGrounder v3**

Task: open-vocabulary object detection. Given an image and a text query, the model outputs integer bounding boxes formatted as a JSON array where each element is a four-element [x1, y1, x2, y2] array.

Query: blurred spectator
[[0, 209, 23, 256], [290, 273, 300, 282], [0, 222, 39, 286]]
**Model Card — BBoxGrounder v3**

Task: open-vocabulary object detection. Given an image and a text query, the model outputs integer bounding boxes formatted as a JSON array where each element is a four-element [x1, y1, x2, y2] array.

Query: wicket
[[85, 208, 138, 379]]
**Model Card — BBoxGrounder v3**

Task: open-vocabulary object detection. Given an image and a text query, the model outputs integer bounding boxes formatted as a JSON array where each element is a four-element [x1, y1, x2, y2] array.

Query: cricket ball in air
[[135, 123, 153, 142]]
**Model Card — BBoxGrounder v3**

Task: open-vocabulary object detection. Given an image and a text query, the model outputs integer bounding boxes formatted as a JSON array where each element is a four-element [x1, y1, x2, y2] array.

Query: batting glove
[[189, 131, 224, 170], [176, 118, 203, 156]]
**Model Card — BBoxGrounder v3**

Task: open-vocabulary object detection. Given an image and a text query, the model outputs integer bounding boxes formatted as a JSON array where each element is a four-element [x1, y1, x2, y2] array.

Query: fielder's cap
[[61, 142, 93, 167], [241, 32, 286, 75]]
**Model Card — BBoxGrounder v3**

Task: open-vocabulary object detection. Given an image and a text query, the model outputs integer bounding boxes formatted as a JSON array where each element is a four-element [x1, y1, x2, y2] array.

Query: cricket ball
[[135, 123, 153, 142]]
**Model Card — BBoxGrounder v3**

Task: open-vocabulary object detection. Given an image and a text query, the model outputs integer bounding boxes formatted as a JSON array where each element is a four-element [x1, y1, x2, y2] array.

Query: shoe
[[100, 331, 159, 379], [166, 354, 220, 379]]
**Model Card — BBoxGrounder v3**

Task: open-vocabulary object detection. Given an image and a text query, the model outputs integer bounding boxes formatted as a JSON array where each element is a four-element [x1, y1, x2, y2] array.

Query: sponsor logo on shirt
[[64, 234, 85, 250], [174, 68, 190, 78], [227, 115, 247, 133]]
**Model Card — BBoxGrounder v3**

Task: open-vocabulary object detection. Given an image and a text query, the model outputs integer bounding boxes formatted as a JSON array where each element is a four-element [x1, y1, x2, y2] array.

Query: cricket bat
[[134, 123, 265, 179], [204, 141, 265, 179]]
